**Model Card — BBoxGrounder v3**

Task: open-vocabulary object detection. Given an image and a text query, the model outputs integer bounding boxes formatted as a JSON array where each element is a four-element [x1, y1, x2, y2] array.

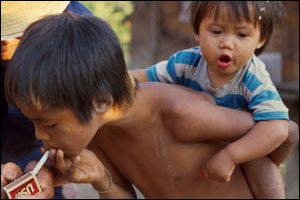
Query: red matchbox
[[3, 171, 42, 199]]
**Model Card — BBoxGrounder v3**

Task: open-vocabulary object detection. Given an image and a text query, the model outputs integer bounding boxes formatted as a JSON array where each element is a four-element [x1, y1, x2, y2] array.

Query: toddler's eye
[[238, 32, 248, 38], [212, 30, 221, 35]]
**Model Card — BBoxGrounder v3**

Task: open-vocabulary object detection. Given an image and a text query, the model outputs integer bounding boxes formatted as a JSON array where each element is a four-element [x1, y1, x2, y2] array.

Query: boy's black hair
[[189, 1, 287, 56], [5, 11, 137, 123]]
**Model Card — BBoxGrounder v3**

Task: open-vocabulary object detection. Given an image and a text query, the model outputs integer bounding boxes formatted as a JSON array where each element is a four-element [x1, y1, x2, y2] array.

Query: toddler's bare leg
[[242, 121, 298, 198], [242, 156, 285, 199]]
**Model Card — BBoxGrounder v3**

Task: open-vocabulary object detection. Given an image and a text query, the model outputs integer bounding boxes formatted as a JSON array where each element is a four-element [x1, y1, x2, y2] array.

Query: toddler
[[131, 1, 298, 198]]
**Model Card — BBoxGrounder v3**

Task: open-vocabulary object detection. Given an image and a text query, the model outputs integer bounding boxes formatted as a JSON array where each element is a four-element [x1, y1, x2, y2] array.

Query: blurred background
[[76, 1, 299, 198]]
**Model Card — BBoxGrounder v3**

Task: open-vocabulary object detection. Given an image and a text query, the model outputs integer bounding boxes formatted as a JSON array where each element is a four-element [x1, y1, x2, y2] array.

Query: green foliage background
[[80, 1, 134, 66]]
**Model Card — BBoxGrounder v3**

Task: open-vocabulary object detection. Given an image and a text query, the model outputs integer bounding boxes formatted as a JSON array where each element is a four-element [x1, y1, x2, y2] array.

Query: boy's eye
[[44, 123, 56, 129]]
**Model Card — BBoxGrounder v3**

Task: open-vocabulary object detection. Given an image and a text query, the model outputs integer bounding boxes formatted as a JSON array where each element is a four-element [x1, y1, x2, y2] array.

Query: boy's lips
[[217, 54, 232, 68], [44, 145, 81, 157]]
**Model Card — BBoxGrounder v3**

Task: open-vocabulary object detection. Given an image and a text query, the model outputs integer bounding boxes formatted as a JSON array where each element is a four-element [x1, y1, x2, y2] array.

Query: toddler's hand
[[47, 148, 106, 185], [203, 149, 236, 183]]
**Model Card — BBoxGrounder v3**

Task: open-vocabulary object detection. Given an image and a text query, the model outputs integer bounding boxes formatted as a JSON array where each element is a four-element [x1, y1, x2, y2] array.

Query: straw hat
[[1, 1, 70, 41]]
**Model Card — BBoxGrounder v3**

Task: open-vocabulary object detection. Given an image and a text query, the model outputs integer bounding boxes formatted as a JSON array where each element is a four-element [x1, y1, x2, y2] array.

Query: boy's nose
[[35, 128, 51, 142]]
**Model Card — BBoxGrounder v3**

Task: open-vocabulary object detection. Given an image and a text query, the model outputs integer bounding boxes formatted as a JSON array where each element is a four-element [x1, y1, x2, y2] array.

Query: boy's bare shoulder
[[137, 82, 216, 124], [137, 82, 216, 142], [138, 82, 215, 106]]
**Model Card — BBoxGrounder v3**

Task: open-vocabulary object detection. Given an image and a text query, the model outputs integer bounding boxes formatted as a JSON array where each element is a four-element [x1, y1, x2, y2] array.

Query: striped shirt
[[146, 46, 289, 121]]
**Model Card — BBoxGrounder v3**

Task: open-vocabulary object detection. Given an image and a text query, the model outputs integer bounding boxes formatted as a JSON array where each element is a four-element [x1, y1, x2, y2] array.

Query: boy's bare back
[[91, 82, 254, 198]]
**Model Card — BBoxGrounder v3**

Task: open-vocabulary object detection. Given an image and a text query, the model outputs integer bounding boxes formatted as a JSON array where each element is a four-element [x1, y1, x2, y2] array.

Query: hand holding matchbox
[[3, 151, 50, 199]]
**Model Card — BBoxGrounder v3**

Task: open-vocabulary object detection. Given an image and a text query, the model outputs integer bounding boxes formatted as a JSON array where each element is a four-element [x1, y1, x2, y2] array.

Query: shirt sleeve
[[146, 47, 201, 84], [243, 62, 289, 121], [146, 58, 178, 83]]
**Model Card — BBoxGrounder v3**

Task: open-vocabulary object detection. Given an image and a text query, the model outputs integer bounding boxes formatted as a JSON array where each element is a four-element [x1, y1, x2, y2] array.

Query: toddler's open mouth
[[217, 54, 232, 68]]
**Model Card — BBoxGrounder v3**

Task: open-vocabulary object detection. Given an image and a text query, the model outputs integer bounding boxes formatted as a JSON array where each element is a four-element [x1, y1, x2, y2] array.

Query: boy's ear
[[93, 96, 113, 114]]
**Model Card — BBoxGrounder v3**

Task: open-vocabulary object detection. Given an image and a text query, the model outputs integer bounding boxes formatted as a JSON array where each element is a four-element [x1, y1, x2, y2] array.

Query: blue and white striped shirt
[[146, 46, 289, 121]]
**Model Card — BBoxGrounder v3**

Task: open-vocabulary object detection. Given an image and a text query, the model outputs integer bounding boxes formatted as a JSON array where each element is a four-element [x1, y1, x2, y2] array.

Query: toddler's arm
[[129, 69, 148, 82], [268, 120, 299, 165], [204, 119, 289, 182]]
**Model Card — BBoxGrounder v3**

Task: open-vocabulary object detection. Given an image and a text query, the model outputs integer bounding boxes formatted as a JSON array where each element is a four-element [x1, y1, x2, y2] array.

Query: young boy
[[4, 11, 295, 199], [130, 1, 299, 198]]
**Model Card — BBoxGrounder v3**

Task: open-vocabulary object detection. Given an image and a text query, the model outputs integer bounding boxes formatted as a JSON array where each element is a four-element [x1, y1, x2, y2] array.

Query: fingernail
[[40, 183, 46, 190], [3, 169, 17, 179]]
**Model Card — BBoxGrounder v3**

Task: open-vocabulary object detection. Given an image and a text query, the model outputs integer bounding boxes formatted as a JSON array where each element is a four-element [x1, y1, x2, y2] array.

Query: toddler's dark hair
[[5, 11, 137, 123], [189, 1, 287, 55]]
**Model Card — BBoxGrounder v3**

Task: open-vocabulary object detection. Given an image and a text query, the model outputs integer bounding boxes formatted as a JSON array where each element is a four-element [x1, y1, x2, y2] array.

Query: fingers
[[0, 164, 5, 198], [14, 159, 55, 199], [40, 147, 46, 154], [69, 156, 81, 173], [48, 149, 73, 177], [24, 161, 38, 173], [49, 149, 65, 168], [24, 160, 54, 189], [1, 162, 23, 182], [1, 175, 8, 199], [1, 163, 22, 199], [49, 149, 65, 169], [49, 149, 57, 167], [37, 165, 54, 191], [1, 164, 5, 173], [1, 174, 8, 187], [32, 188, 54, 199], [14, 194, 33, 199], [14, 187, 54, 199], [67, 155, 81, 182], [1, 159, 55, 199], [202, 168, 231, 183], [56, 149, 66, 170]]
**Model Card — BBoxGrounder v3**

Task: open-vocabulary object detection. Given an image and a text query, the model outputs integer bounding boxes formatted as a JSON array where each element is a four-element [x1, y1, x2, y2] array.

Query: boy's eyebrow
[[32, 117, 51, 122]]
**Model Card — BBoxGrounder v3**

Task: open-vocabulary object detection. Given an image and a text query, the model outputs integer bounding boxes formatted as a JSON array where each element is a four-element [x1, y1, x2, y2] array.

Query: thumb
[[1, 175, 8, 199], [67, 156, 81, 183], [69, 156, 81, 173], [2, 162, 23, 182]]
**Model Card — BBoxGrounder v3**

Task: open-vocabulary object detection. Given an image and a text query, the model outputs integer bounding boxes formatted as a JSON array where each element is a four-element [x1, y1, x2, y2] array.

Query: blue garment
[[67, 1, 93, 15], [1, 1, 93, 198], [146, 46, 289, 121]]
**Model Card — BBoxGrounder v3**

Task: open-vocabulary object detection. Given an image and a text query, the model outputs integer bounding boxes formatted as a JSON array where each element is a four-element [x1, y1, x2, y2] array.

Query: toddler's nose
[[219, 36, 234, 50]]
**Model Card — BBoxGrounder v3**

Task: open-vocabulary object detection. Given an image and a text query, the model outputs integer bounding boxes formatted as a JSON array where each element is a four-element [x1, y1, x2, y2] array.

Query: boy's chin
[[64, 148, 84, 160]]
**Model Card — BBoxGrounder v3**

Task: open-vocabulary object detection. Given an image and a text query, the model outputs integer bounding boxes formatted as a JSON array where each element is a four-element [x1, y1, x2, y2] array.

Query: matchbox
[[3, 171, 42, 199]]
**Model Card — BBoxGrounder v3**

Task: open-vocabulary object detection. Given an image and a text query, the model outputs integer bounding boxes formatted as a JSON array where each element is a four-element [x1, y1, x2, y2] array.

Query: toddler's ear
[[194, 34, 200, 42], [256, 38, 267, 49], [93, 96, 112, 114]]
